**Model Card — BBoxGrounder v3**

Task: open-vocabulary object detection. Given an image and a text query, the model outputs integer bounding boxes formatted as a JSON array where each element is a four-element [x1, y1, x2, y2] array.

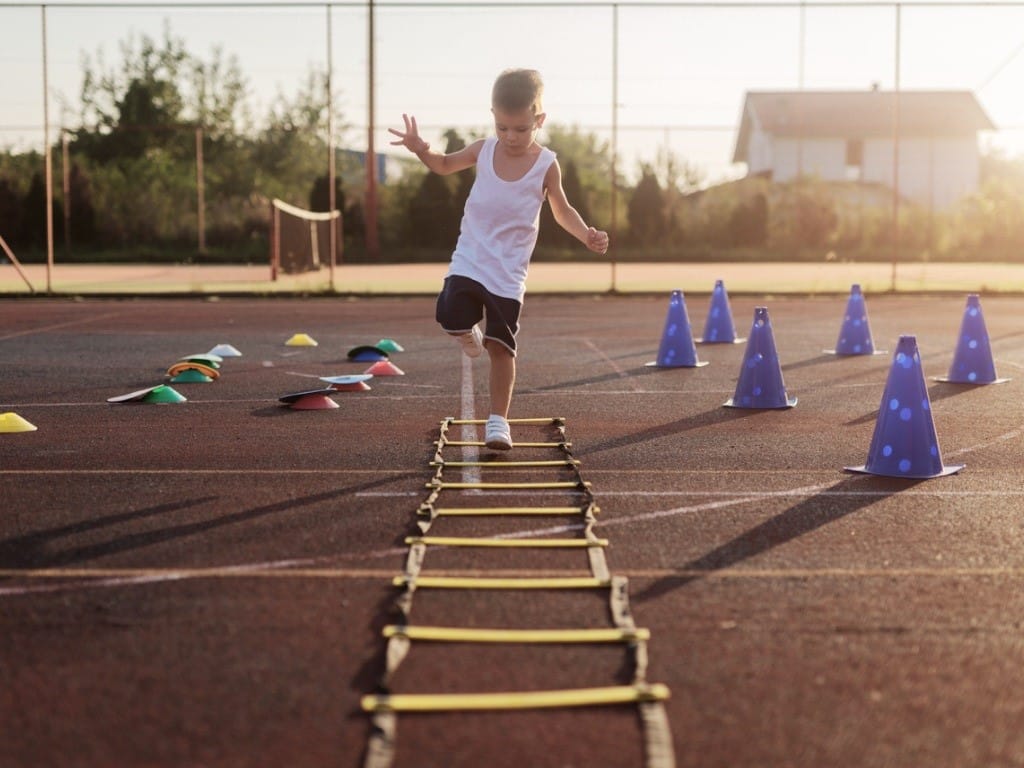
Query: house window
[[846, 139, 863, 182]]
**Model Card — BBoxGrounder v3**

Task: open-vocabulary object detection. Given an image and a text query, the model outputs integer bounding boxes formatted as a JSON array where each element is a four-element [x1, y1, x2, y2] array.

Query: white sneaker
[[456, 326, 484, 358], [485, 415, 513, 451]]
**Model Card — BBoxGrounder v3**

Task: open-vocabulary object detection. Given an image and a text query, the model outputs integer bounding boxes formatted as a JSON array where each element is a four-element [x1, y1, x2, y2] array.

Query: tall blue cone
[[724, 307, 797, 408], [825, 284, 885, 356], [934, 294, 1009, 384], [647, 290, 708, 368], [698, 279, 745, 344], [846, 335, 964, 478]]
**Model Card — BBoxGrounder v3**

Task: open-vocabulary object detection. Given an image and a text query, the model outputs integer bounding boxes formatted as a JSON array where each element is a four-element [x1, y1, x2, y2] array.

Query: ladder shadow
[[633, 476, 919, 604]]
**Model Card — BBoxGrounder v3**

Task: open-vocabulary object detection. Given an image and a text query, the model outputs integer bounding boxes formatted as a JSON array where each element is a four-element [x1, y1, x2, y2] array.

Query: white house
[[733, 90, 995, 210]]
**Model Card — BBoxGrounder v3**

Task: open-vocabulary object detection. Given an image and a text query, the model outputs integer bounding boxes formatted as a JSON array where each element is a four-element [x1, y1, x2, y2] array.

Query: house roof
[[733, 90, 996, 163]]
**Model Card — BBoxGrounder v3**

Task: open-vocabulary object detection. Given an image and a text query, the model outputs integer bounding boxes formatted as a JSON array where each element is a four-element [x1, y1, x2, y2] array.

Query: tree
[[628, 166, 666, 246], [729, 192, 768, 247], [254, 67, 333, 205], [768, 179, 838, 250], [403, 128, 472, 250], [73, 26, 190, 163], [658, 147, 705, 244], [445, 129, 474, 219], [543, 125, 613, 228], [0, 179, 20, 244], [538, 159, 588, 249], [407, 172, 459, 249], [67, 164, 97, 247], [309, 174, 345, 214], [19, 172, 63, 249]]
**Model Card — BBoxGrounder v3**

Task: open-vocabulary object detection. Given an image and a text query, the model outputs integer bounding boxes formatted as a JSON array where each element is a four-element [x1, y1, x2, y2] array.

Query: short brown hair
[[492, 69, 544, 115]]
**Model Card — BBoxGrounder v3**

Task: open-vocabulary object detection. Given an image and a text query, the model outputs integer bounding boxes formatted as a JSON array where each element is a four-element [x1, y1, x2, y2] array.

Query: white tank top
[[448, 137, 557, 302]]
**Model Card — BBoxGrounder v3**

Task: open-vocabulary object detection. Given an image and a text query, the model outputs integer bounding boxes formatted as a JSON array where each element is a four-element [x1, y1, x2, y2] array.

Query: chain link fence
[[2, 1, 1023, 292]]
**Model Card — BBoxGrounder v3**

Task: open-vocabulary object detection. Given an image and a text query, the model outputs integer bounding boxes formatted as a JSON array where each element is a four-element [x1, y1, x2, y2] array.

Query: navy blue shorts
[[435, 275, 522, 355]]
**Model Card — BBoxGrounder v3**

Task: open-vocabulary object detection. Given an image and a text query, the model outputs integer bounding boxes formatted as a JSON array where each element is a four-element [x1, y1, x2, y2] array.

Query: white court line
[[583, 338, 644, 393], [484, 485, 833, 541], [9, 384, 919, 409], [4, 475, 1024, 598], [0, 485, 843, 597], [1, 469, 415, 476], [996, 359, 1024, 371], [945, 428, 1022, 458], [2, 412, 1020, 596], [0, 311, 125, 341], [460, 353, 481, 486], [355, 488, 1024, 499]]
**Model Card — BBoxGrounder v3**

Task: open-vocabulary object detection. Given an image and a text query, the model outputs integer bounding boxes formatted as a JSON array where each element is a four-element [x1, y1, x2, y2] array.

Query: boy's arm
[[544, 160, 609, 254], [388, 114, 481, 175]]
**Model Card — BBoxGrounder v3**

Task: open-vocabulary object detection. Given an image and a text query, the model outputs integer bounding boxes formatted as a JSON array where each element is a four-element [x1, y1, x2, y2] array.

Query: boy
[[389, 68, 609, 450]]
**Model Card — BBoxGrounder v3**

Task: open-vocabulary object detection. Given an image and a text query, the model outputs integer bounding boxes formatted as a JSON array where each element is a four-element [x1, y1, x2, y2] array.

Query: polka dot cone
[[700, 279, 740, 343], [944, 294, 998, 384], [653, 290, 703, 368], [832, 283, 877, 355], [860, 335, 954, 478], [726, 306, 795, 409]]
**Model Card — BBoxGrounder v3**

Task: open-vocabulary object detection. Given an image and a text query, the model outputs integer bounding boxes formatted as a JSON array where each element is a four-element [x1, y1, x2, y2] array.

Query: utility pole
[[365, 0, 379, 259]]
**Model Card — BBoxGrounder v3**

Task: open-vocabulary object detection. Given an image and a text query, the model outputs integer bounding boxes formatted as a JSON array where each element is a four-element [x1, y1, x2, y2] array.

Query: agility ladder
[[361, 417, 675, 768]]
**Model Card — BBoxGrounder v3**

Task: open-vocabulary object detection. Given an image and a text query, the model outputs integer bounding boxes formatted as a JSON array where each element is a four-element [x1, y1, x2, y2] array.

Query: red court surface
[[1, 294, 1023, 768]]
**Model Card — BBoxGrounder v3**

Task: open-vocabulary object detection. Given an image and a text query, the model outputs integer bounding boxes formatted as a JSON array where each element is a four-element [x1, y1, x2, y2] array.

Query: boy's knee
[[485, 339, 514, 359]]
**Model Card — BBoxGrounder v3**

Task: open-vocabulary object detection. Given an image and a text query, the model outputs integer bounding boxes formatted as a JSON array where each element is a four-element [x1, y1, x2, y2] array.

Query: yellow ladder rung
[[404, 536, 608, 548], [361, 684, 670, 713], [446, 417, 564, 426], [425, 506, 595, 516], [426, 481, 590, 490], [431, 459, 580, 468], [436, 441, 571, 448], [383, 625, 650, 643], [394, 575, 611, 590]]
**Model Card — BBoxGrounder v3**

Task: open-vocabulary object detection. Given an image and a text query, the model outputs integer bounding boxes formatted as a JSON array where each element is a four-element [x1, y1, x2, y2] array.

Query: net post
[[270, 201, 279, 281], [326, 2, 337, 289], [0, 233, 35, 293]]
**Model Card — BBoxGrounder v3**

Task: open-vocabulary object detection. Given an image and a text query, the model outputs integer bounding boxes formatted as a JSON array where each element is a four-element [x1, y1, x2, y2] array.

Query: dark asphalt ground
[[1, 293, 1022, 767]]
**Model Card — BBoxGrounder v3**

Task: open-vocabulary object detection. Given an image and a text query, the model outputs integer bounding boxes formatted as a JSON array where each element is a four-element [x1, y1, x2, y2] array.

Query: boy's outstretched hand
[[388, 114, 430, 154], [586, 227, 610, 254]]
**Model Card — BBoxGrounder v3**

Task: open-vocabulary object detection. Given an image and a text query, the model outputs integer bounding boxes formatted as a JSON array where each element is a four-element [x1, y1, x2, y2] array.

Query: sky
[[2, 0, 1024, 185]]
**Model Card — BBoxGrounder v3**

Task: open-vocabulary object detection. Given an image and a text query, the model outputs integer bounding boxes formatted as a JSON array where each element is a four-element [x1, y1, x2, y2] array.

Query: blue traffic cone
[[698, 279, 744, 344], [646, 290, 708, 368], [724, 307, 796, 409], [846, 335, 964, 478], [825, 284, 885, 356], [934, 294, 1009, 384]]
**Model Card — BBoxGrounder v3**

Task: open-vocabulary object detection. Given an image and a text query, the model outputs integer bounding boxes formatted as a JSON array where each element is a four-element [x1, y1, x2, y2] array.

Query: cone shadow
[[0, 475, 418, 569], [781, 354, 837, 373], [527, 366, 658, 393], [634, 477, 918, 603], [578, 406, 759, 458], [844, 380, 977, 427]]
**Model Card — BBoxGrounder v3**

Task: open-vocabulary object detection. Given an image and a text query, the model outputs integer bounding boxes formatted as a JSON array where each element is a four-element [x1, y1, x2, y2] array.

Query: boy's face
[[491, 107, 546, 155]]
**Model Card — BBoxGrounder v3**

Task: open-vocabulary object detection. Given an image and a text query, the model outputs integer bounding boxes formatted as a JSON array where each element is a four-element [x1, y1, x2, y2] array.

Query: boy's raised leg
[[451, 325, 483, 358]]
